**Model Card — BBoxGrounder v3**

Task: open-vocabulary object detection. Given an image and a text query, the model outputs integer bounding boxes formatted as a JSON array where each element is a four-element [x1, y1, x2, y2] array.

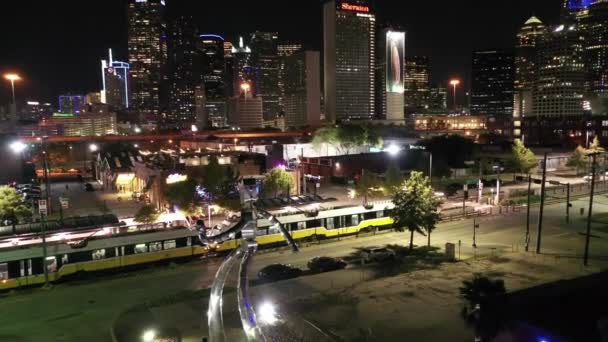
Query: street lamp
[[89, 143, 98, 152], [9, 141, 27, 154], [449, 79, 460, 110], [4, 73, 21, 104]]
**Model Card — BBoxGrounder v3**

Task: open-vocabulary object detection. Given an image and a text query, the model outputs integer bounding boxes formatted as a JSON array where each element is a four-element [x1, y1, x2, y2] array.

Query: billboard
[[386, 31, 405, 94]]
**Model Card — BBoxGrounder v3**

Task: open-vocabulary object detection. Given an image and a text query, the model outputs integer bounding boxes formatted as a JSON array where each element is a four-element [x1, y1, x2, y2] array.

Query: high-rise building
[[230, 37, 254, 97], [582, 0, 608, 112], [278, 43, 303, 111], [533, 24, 586, 117], [127, 0, 166, 123], [101, 49, 130, 109], [58, 95, 86, 115], [428, 85, 447, 112], [471, 50, 515, 117], [404, 56, 430, 113], [513, 16, 546, 137], [384, 30, 405, 122], [200, 34, 228, 127], [165, 15, 199, 129], [283, 50, 322, 128], [250, 32, 281, 120], [324, 0, 376, 122], [227, 83, 263, 130]]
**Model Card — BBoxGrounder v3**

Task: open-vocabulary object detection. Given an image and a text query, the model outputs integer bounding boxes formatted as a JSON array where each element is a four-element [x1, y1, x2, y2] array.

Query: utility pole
[[472, 218, 479, 248], [429, 152, 433, 187], [525, 174, 532, 252], [566, 183, 571, 224], [584, 153, 599, 266], [535, 152, 548, 254], [462, 183, 468, 216], [42, 136, 51, 215], [41, 214, 49, 287], [478, 158, 483, 203]]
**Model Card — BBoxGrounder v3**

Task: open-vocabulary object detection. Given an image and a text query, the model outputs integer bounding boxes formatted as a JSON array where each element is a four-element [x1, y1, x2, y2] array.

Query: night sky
[[0, 0, 561, 106]]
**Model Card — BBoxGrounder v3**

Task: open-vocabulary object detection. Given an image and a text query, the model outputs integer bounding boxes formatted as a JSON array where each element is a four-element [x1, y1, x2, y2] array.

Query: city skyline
[[0, 0, 561, 104]]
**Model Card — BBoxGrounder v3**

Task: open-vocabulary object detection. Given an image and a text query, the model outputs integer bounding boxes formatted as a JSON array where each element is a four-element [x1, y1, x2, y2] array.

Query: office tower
[[428, 85, 447, 112], [224, 41, 235, 99], [404, 56, 430, 113], [278, 43, 303, 111], [582, 0, 608, 112], [21, 101, 54, 121], [250, 31, 281, 120], [101, 49, 130, 109], [383, 30, 406, 122], [231, 37, 254, 97], [324, 0, 376, 122], [471, 50, 515, 116], [58, 95, 86, 115], [227, 83, 263, 129], [127, 0, 166, 122], [533, 24, 585, 117], [513, 16, 546, 137], [200, 34, 228, 127], [283, 50, 322, 128], [165, 15, 199, 128]]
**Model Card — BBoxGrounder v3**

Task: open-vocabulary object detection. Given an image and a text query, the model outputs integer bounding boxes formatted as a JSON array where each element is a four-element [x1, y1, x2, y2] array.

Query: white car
[[361, 247, 396, 263]]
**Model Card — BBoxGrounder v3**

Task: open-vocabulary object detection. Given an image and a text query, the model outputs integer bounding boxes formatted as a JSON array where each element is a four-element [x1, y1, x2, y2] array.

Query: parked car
[[257, 264, 302, 282], [361, 247, 396, 263], [308, 256, 347, 273], [85, 183, 95, 192]]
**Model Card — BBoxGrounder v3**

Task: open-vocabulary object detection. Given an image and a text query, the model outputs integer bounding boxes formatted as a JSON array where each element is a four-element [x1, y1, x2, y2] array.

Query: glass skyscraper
[[250, 31, 281, 121], [471, 50, 515, 117], [324, 0, 376, 122]]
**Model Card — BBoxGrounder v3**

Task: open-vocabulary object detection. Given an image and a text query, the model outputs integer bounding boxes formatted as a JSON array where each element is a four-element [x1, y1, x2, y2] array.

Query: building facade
[[513, 16, 546, 138], [278, 43, 303, 112], [250, 32, 281, 121], [200, 34, 228, 128], [324, 0, 376, 122], [127, 0, 167, 123], [58, 95, 86, 115], [101, 49, 130, 109], [403, 56, 430, 114], [471, 50, 515, 117], [582, 1, 608, 113], [283, 50, 322, 128], [533, 24, 586, 117], [227, 83, 263, 130]]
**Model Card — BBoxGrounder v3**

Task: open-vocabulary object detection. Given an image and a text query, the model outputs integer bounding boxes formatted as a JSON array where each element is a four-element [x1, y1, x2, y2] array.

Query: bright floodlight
[[142, 329, 156, 342], [191, 124, 198, 132], [89, 144, 98, 152], [10, 141, 27, 153], [4, 74, 20, 81], [134, 127, 141, 133], [386, 144, 400, 156], [450, 79, 461, 86], [258, 302, 278, 325], [240, 82, 251, 92]]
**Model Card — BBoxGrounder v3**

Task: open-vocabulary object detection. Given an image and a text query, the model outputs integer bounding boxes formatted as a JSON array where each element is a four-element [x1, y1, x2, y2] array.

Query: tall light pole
[[4, 73, 21, 104], [449, 79, 460, 110]]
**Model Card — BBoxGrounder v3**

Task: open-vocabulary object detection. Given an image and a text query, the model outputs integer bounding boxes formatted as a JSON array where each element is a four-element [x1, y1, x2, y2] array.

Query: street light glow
[[258, 302, 278, 325], [450, 79, 461, 86], [9, 141, 27, 153], [4, 74, 21, 82], [386, 144, 401, 156], [89, 143, 98, 152], [142, 329, 156, 342]]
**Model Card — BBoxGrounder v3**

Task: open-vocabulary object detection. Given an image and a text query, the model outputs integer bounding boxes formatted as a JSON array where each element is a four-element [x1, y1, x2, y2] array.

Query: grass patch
[[590, 212, 608, 225]]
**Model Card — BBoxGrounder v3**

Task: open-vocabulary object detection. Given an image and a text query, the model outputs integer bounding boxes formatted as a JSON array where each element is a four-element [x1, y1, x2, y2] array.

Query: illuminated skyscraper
[[58, 95, 86, 115], [582, 0, 608, 111], [200, 34, 228, 127], [513, 16, 546, 137], [127, 0, 167, 122], [403, 56, 430, 114], [250, 32, 281, 120], [324, 0, 376, 122], [533, 24, 585, 117], [278, 43, 303, 111], [165, 15, 199, 128], [283, 50, 321, 128], [101, 49, 130, 109], [228, 83, 263, 129], [471, 50, 515, 116], [231, 37, 253, 97], [381, 30, 405, 122]]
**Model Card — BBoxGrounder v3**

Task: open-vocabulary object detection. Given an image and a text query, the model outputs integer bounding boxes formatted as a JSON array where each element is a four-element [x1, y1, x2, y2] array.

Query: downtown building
[[324, 0, 376, 122], [470, 50, 515, 117], [282, 50, 322, 128], [582, 0, 608, 114], [200, 34, 228, 128], [278, 43, 303, 112], [375, 29, 405, 123], [101, 49, 130, 110], [404, 56, 430, 114], [227, 83, 263, 130], [513, 16, 546, 138], [250, 32, 281, 121], [127, 0, 167, 124]]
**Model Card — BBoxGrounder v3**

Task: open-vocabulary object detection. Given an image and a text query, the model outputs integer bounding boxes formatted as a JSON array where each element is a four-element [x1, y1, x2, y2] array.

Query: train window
[[61, 254, 69, 265], [344, 215, 352, 227], [46, 257, 57, 273], [0, 263, 8, 280], [326, 217, 335, 229], [306, 219, 321, 229], [351, 215, 359, 226], [135, 244, 148, 254], [164, 240, 176, 250], [176, 238, 188, 248], [20, 260, 32, 277], [298, 221, 306, 230], [92, 249, 106, 260], [376, 210, 384, 218], [149, 242, 162, 252], [269, 224, 280, 234], [363, 212, 376, 220]]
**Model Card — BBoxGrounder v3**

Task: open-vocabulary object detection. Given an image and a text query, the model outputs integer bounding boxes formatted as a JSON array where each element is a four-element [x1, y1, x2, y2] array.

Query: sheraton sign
[[341, 2, 370, 13]]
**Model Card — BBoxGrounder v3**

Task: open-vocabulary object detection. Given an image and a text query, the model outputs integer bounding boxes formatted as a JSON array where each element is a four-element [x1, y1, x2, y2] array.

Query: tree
[[312, 126, 339, 155], [510, 139, 537, 174], [134, 205, 160, 227], [164, 178, 198, 212], [311, 125, 383, 155], [264, 167, 294, 197], [203, 155, 226, 198], [0, 186, 31, 234], [383, 162, 403, 196], [567, 145, 588, 175], [355, 170, 382, 205], [459, 273, 507, 342], [588, 136, 605, 153], [391, 171, 441, 251]]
